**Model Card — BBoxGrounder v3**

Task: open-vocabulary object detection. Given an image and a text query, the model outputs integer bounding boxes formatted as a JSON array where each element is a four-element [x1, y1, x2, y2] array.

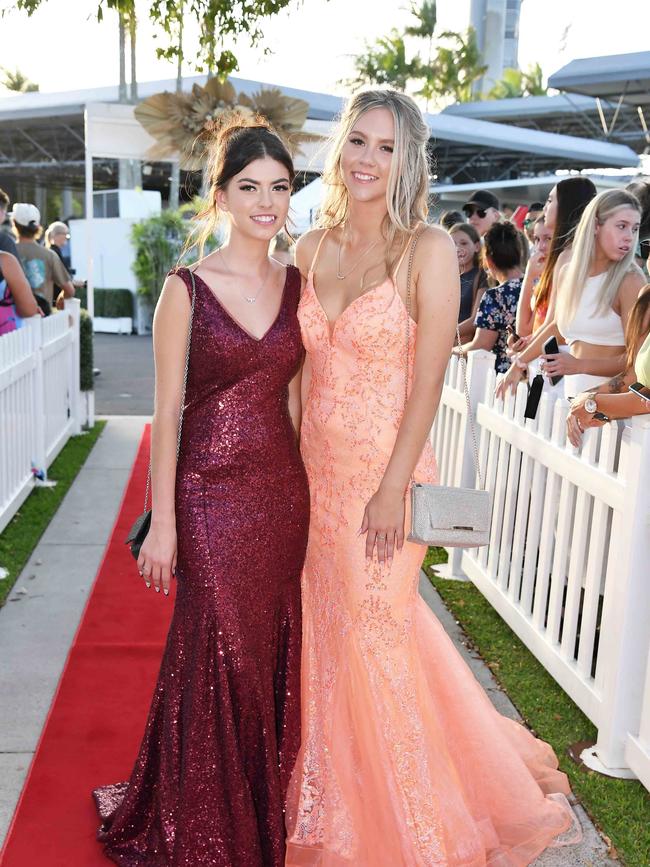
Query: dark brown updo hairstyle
[[482, 221, 522, 272], [188, 116, 295, 258]]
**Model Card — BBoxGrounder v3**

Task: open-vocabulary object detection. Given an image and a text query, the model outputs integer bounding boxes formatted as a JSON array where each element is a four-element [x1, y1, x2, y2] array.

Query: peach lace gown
[[285, 232, 579, 867]]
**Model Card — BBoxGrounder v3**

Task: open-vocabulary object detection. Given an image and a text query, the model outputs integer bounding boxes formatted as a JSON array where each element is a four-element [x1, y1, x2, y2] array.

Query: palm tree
[[345, 30, 418, 93], [488, 63, 547, 100], [0, 67, 39, 92], [405, 1, 437, 109]]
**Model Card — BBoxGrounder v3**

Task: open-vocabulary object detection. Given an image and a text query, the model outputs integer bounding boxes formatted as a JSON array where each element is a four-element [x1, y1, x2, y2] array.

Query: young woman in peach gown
[[285, 90, 579, 866]]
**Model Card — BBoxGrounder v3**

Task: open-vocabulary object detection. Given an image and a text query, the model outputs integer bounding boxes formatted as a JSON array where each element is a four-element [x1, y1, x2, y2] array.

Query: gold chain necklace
[[336, 224, 382, 280], [220, 249, 271, 304]]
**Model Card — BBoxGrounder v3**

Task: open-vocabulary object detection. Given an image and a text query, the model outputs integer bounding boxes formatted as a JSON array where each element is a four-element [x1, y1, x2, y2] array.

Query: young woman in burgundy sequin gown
[[93, 122, 309, 866]]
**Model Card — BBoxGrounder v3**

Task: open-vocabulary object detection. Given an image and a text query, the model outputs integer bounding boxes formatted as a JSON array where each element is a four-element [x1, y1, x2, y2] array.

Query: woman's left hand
[[541, 352, 582, 378], [360, 486, 406, 565], [566, 395, 605, 447]]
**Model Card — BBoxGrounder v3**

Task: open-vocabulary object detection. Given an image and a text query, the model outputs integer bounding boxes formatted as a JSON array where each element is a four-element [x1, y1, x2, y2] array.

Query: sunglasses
[[464, 207, 488, 219]]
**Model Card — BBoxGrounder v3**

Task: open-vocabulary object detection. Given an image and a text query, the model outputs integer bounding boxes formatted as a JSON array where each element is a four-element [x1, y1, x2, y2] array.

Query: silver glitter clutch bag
[[403, 230, 490, 548]]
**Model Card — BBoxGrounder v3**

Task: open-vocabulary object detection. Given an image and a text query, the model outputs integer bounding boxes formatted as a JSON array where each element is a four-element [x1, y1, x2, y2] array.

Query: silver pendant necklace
[[220, 248, 271, 303], [336, 224, 382, 280]]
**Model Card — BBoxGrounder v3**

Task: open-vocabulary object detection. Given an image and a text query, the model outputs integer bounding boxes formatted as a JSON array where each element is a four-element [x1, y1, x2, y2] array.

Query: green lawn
[[0, 422, 106, 607], [423, 548, 650, 866]]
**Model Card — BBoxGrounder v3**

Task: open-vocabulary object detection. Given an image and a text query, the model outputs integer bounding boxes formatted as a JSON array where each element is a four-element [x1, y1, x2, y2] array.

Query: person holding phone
[[496, 178, 597, 397], [498, 189, 645, 400], [567, 283, 650, 445], [454, 221, 523, 372]]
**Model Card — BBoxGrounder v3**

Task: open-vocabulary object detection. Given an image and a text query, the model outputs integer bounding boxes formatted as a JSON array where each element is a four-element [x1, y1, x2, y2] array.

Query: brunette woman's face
[[217, 157, 291, 240], [543, 186, 557, 231], [452, 231, 479, 270], [533, 222, 553, 259], [595, 207, 641, 261], [339, 107, 394, 205]]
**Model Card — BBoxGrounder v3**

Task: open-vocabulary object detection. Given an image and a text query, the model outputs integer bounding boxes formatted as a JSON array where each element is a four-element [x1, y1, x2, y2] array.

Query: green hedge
[[79, 309, 94, 391], [76, 286, 134, 318]]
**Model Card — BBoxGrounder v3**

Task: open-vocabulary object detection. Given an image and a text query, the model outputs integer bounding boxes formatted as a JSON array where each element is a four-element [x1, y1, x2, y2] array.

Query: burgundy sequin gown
[[94, 265, 309, 866]]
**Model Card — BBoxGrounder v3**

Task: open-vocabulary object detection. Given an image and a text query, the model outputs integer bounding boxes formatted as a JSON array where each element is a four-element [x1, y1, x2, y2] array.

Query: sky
[[0, 0, 649, 99]]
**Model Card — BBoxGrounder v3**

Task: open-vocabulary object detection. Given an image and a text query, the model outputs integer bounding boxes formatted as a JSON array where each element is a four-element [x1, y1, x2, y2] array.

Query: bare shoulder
[[157, 271, 191, 312], [413, 224, 456, 271], [295, 228, 329, 273], [621, 264, 646, 293]]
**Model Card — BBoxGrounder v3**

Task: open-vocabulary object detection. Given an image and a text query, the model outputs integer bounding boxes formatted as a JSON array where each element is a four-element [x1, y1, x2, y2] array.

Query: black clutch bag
[[125, 510, 152, 560], [125, 268, 196, 562]]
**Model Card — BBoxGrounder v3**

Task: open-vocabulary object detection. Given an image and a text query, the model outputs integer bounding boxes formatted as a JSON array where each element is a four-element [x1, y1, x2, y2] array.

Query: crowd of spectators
[[439, 181, 650, 433], [0, 188, 76, 335]]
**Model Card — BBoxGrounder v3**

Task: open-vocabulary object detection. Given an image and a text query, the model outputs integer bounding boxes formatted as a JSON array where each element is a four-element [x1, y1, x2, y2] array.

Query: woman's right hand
[[495, 362, 526, 399], [137, 519, 177, 596]]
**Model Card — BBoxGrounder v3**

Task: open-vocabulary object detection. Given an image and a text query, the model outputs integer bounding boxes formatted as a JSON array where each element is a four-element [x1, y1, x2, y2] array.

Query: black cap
[[463, 190, 500, 213]]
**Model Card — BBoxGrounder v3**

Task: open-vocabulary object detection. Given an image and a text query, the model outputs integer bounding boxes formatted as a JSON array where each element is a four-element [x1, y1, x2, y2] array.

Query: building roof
[[548, 51, 650, 106], [442, 93, 648, 151], [0, 73, 640, 197]]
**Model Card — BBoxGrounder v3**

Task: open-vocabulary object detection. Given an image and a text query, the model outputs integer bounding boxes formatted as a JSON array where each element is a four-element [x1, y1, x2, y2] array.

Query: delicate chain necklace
[[336, 224, 382, 280], [220, 248, 271, 304]]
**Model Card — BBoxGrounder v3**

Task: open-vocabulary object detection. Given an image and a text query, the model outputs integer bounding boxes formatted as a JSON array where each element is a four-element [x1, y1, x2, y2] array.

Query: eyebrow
[[237, 177, 290, 184], [349, 129, 395, 144]]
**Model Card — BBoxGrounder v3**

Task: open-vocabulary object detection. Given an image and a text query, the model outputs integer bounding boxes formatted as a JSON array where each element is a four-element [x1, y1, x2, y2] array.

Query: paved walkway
[[0, 416, 617, 863], [94, 334, 154, 415]]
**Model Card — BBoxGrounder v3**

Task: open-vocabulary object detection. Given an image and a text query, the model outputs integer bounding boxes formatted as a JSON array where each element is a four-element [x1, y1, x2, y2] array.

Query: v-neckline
[[192, 266, 289, 343], [307, 270, 394, 339]]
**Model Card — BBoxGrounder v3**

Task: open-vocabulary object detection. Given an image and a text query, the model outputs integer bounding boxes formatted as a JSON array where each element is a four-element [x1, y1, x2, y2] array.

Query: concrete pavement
[[0, 413, 618, 862], [94, 334, 154, 415], [0, 417, 148, 845]]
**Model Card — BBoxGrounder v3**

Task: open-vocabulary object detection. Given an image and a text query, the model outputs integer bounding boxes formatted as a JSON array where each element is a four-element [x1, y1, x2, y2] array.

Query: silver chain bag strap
[[125, 268, 197, 559], [404, 229, 491, 548]]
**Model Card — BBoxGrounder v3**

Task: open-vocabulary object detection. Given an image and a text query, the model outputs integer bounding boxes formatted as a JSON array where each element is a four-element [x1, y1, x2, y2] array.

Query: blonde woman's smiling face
[[339, 107, 395, 204]]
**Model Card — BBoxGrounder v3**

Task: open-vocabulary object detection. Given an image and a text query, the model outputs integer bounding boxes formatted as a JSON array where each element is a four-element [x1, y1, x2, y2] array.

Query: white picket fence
[[432, 350, 650, 786], [0, 299, 85, 534]]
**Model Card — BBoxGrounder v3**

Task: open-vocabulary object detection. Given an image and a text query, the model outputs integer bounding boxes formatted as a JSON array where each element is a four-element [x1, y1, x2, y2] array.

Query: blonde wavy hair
[[557, 189, 642, 334], [318, 89, 431, 274]]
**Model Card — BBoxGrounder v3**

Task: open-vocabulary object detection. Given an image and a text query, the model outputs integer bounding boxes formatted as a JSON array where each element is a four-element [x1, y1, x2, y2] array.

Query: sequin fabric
[[284, 246, 579, 866], [94, 264, 309, 866]]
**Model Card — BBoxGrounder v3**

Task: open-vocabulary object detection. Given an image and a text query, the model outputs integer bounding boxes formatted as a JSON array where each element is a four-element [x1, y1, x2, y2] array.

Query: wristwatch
[[584, 397, 598, 414]]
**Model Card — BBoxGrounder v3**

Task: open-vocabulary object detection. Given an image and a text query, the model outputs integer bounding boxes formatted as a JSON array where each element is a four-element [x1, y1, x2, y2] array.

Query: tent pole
[[83, 106, 94, 320]]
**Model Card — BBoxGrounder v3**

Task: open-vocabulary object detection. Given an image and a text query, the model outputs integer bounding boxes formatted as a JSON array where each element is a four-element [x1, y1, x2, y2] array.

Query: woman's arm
[[567, 389, 650, 446], [516, 254, 542, 337], [361, 226, 459, 564], [457, 327, 497, 354], [458, 280, 487, 341], [0, 252, 39, 318], [137, 273, 191, 596]]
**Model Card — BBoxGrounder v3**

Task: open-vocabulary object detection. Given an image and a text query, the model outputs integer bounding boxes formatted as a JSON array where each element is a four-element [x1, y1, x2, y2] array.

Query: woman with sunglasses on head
[[496, 177, 597, 397], [93, 119, 309, 866], [286, 89, 578, 867]]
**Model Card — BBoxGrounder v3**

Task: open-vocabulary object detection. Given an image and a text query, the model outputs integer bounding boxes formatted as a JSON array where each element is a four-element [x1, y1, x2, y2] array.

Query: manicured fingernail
[[145, 582, 151, 588], [155, 586, 160, 593], [164, 589, 169, 596]]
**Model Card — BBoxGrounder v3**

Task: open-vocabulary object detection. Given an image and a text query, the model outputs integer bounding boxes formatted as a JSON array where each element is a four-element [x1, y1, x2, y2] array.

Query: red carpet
[[1, 425, 175, 866]]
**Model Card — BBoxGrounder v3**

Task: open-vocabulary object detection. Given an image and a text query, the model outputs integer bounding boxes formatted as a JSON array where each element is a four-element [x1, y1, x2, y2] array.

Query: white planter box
[[93, 316, 133, 334]]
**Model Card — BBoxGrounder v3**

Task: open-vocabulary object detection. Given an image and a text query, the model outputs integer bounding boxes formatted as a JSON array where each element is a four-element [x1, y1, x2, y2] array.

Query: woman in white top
[[498, 189, 645, 398]]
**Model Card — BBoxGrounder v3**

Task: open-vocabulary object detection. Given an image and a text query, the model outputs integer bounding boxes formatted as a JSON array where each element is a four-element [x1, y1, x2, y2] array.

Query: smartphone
[[629, 381, 650, 403], [507, 323, 520, 343], [542, 336, 563, 386]]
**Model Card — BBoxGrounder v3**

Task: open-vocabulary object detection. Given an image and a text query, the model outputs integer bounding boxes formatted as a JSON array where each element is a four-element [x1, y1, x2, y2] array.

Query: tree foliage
[[0, 66, 39, 92], [5, 0, 296, 78], [345, 1, 486, 108], [488, 63, 547, 100]]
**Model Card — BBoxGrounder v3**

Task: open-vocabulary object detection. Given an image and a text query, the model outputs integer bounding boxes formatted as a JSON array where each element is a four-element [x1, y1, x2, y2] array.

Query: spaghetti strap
[[392, 231, 418, 281], [309, 229, 330, 274]]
